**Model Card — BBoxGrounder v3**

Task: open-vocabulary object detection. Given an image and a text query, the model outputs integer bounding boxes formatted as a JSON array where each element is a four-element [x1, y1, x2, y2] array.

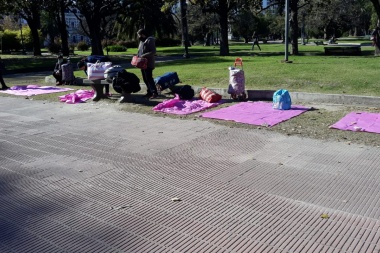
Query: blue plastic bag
[[273, 89, 292, 110]]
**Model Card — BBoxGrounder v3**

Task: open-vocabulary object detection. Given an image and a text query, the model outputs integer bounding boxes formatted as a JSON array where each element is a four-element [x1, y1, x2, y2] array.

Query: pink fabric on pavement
[[201, 101, 309, 127], [58, 89, 94, 104], [153, 96, 222, 115], [0, 85, 74, 96], [330, 112, 380, 134]]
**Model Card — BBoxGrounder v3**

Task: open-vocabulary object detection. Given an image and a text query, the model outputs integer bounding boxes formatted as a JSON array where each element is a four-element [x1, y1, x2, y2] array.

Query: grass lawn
[[2, 39, 379, 97]]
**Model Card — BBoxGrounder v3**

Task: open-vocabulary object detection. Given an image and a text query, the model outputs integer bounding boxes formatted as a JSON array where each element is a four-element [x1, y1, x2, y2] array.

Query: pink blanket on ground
[[201, 101, 309, 127], [0, 85, 74, 96], [330, 112, 380, 134], [153, 96, 222, 115], [58, 89, 94, 104]]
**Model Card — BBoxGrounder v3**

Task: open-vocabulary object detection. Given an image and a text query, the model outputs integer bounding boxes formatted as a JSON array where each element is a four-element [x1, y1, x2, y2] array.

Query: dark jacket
[[54, 61, 65, 73], [138, 36, 156, 69], [0, 61, 5, 74]]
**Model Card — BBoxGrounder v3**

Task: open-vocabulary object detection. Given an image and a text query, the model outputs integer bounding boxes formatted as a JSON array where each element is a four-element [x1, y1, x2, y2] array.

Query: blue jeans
[[141, 68, 157, 95]]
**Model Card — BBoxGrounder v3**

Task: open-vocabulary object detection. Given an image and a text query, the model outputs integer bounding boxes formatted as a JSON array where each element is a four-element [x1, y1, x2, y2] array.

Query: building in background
[[65, 9, 90, 44]]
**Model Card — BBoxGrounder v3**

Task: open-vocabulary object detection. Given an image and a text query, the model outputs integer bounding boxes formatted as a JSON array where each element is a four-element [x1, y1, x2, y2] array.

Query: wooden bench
[[324, 45, 361, 56], [82, 79, 110, 101], [314, 40, 325, 45]]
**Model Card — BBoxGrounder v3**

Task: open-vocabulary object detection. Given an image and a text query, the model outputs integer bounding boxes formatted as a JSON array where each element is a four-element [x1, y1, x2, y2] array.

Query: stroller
[[227, 58, 247, 101]]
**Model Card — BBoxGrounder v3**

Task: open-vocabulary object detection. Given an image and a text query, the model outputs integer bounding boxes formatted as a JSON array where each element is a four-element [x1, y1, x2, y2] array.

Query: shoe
[[149, 93, 158, 99], [1, 86, 9, 90]]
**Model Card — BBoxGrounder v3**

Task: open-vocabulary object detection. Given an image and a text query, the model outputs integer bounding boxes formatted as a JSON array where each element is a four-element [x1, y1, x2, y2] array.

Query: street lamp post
[[180, 0, 190, 58], [19, 18, 26, 55]]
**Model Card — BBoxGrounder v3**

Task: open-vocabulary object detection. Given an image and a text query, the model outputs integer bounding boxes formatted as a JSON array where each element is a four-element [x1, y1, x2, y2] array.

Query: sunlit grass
[[3, 39, 379, 96]]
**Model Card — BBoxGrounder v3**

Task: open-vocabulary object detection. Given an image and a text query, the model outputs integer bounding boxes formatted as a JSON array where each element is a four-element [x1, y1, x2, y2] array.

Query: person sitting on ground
[[53, 55, 65, 85], [0, 57, 10, 90]]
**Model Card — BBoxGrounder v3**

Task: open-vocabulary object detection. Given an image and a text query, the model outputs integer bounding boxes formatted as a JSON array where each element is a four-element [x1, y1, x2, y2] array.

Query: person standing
[[137, 29, 158, 99], [371, 22, 380, 56], [53, 55, 65, 85], [0, 57, 9, 90], [251, 32, 261, 51]]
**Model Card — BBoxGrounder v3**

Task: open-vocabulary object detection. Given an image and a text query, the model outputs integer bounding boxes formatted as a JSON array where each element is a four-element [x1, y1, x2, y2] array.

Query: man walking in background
[[251, 32, 261, 51]]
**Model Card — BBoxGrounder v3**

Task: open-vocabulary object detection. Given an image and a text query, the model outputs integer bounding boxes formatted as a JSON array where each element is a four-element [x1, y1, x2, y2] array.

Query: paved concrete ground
[[1, 92, 380, 252]]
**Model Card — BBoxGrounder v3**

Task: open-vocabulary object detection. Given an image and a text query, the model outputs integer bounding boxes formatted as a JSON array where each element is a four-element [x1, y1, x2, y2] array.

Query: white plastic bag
[[228, 67, 245, 95], [87, 61, 112, 80]]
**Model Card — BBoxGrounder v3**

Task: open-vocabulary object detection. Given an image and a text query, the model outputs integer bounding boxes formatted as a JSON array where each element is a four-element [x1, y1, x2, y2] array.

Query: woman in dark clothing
[[53, 55, 65, 85], [137, 29, 158, 99], [0, 57, 9, 90]]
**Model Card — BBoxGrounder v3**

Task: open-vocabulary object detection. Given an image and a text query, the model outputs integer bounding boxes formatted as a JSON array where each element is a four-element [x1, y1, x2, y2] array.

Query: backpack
[[273, 89, 292, 110], [173, 85, 194, 100]]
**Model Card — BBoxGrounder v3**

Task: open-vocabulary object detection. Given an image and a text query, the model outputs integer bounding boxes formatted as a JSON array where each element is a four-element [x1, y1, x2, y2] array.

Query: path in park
[[0, 92, 380, 252]]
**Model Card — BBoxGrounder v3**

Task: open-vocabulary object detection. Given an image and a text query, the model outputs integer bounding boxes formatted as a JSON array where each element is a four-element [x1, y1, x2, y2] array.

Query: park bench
[[314, 40, 325, 45], [324, 45, 361, 56], [81, 79, 111, 101]]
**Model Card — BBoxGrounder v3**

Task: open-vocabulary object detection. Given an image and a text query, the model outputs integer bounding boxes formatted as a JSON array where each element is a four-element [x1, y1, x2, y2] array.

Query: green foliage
[[155, 38, 181, 47], [47, 42, 61, 54], [77, 41, 89, 51], [17, 26, 43, 50], [104, 45, 127, 52], [0, 30, 22, 52]]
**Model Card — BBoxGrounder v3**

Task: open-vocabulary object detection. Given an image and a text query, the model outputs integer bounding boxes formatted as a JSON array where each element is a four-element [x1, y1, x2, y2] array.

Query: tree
[[189, 0, 239, 56], [370, 0, 380, 23], [185, 4, 219, 45], [41, 0, 74, 56], [3, 0, 44, 56], [70, 0, 124, 55], [116, 0, 177, 40]]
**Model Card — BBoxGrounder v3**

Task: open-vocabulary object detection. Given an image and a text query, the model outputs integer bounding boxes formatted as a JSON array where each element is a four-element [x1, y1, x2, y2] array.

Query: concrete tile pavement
[[0, 95, 380, 252]]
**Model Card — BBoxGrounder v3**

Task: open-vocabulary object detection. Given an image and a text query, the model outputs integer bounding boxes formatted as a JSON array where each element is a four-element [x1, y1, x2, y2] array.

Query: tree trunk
[[204, 32, 212, 46], [59, 0, 69, 56], [289, 0, 299, 55], [370, 0, 380, 21], [89, 26, 104, 55], [26, 21, 42, 56], [218, 0, 229, 56]]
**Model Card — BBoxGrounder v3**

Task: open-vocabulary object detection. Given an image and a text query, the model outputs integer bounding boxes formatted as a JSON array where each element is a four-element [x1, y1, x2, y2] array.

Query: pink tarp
[[0, 85, 74, 96], [330, 112, 380, 134], [201, 101, 309, 127], [58, 89, 94, 104], [153, 96, 222, 115]]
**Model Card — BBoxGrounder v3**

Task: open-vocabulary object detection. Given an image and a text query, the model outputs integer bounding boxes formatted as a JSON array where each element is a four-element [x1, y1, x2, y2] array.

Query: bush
[[0, 30, 22, 52], [104, 45, 127, 52], [47, 42, 61, 54], [155, 38, 181, 47], [77, 41, 89, 51], [123, 41, 138, 48]]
